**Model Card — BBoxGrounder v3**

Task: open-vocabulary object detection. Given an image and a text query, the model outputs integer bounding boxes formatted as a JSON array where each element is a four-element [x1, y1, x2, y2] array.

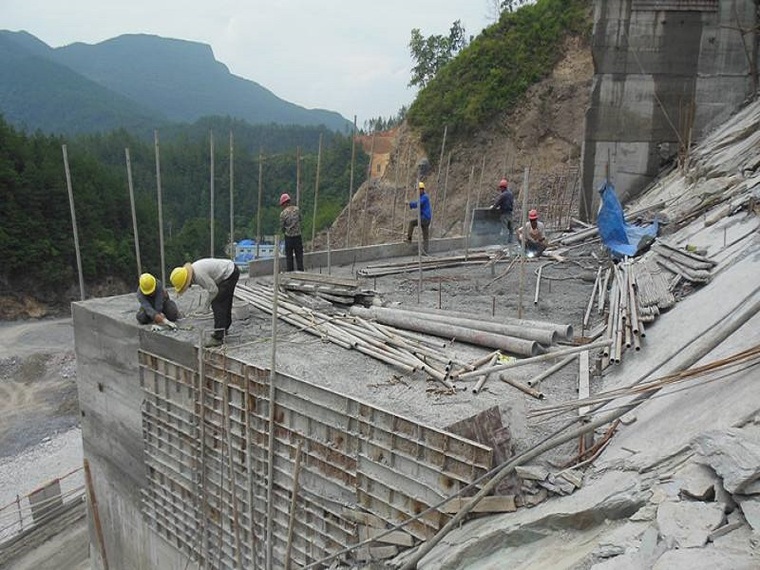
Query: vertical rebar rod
[[518, 166, 530, 319], [284, 440, 303, 570], [62, 145, 85, 300], [311, 133, 323, 251], [210, 130, 215, 257], [295, 146, 301, 208], [125, 148, 142, 276], [431, 124, 448, 219], [256, 150, 263, 259], [266, 235, 280, 570], [154, 130, 166, 285], [464, 166, 475, 258], [229, 131, 235, 260], [346, 117, 357, 248], [361, 133, 376, 246], [440, 152, 452, 236], [475, 155, 486, 209]]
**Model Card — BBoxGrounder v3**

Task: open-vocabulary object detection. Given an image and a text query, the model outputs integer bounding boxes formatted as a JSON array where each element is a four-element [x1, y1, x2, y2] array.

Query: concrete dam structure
[[581, 0, 758, 218]]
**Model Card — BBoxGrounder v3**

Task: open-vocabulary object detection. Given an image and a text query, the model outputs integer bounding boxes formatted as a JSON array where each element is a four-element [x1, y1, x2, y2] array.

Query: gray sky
[[5, 1, 496, 127]]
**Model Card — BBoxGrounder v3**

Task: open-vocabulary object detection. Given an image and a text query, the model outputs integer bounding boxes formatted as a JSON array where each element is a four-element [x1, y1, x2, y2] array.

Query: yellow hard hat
[[139, 273, 156, 295], [418, 181, 425, 190], [170, 264, 193, 295]]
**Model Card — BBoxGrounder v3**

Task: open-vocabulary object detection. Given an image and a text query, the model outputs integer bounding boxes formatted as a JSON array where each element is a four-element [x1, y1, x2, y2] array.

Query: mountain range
[[0, 30, 352, 135]]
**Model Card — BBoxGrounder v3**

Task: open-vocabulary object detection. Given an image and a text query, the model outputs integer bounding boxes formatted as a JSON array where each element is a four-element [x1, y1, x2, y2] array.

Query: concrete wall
[[581, 0, 758, 219], [247, 234, 496, 277], [73, 301, 199, 570], [73, 290, 494, 569]]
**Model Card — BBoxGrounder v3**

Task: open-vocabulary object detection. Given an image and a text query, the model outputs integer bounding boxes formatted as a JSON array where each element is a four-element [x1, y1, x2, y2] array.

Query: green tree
[[408, 20, 468, 89]]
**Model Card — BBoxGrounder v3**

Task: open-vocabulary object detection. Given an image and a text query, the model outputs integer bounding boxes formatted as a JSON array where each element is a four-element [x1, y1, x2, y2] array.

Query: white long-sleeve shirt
[[191, 258, 235, 303]]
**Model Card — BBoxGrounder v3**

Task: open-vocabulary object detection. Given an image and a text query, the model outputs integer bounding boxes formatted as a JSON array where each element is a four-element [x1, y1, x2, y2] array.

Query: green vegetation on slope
[[407, 0, 591, 155]]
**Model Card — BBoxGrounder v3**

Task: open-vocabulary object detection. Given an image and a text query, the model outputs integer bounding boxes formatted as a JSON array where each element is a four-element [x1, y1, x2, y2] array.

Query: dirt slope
[[322, 36, 593, 250]]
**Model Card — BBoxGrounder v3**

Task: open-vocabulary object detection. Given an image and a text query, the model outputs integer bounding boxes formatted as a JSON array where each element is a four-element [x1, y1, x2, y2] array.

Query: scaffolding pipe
[[410, 306, 573, 341], [356, 306, 557, 346], [349, 306, 543, 357], [457, 339, 611, 381], [526, 354, 577, 388]]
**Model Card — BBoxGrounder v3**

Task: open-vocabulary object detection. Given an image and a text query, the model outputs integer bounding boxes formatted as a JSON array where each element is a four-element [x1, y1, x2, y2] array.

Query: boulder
[[656, 500, 725, 548], [691, 429, 760, 494]]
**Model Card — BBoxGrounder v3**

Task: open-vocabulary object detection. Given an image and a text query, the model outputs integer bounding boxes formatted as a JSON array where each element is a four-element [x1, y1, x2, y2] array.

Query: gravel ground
[[0, 318, 83, 510]]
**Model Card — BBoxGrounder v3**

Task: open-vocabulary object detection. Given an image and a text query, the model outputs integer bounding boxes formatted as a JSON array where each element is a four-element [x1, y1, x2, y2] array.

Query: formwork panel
[[139, 348, 493, 569]]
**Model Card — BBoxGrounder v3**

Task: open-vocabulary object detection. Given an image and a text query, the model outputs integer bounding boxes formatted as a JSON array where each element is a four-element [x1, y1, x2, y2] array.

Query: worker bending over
[[135, 273, 178, 327], [517, 209, 547, 257], [170, 258, 240, 347]]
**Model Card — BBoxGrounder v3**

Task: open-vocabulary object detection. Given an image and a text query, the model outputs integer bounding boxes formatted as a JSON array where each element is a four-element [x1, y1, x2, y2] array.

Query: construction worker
[[170, 258, 240, 347], [279, 193, 304, 272], [490, 178, 514, 244], [136, 273, 179, 326], [406, 181, 431, 253], [517, 209, 548, 257]]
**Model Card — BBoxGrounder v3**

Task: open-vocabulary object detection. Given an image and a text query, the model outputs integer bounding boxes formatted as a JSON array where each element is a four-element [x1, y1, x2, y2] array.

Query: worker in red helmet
[[279, 193, 304, 271], [490, 178, 514, 245], [516, 209, 547, 256]]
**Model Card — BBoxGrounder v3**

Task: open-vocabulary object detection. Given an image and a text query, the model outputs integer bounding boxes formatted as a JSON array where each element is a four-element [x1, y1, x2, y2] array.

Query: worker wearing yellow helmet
[[136, 272, 179, 326], [170, 258, 240, 347]]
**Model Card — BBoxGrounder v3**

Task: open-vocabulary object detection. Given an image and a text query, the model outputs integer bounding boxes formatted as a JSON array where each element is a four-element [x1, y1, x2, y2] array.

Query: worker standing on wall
[[406, 181, 432, 253], [170, 258, 240, 347], [279, 192, 304, 272], [516, 209, 548, 257], [490, 178, 514, 245], [136, 273, 179, 326]]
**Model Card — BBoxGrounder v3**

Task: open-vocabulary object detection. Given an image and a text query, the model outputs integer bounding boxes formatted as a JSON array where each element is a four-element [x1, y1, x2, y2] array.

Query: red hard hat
[[528, 209, 538, 220], [499, 179, 508, 188], [279, 193, 291, 206]]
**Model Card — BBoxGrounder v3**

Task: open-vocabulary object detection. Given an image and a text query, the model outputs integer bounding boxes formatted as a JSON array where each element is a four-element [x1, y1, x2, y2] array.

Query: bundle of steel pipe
[[236, 284, 460, 390]]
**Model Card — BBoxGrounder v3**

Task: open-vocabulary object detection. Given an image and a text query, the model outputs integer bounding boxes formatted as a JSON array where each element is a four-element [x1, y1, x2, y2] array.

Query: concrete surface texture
[[404, 98, 760, 569], [581, 0, 758, 218]]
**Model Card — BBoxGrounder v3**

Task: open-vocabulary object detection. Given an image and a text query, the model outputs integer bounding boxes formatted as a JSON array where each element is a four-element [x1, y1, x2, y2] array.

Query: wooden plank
[[284, 271, 360, 288], [439, 495, 517, 514]]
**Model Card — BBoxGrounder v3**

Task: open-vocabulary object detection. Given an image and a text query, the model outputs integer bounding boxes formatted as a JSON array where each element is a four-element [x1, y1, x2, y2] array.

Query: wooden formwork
[[138, 348, 492, 569]]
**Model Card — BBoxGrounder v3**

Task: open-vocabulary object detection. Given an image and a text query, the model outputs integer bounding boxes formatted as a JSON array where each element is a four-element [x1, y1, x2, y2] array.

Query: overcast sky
[[5, 1, 497, 127]]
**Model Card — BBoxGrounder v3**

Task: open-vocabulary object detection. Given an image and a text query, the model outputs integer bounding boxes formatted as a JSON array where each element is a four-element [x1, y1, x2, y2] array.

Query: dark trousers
[[211, 266, 240, 340], [407, 219, 431, 251], [136, 291, 179, 324], [284, 235, 304, 272], [500, 213, 514, 244]]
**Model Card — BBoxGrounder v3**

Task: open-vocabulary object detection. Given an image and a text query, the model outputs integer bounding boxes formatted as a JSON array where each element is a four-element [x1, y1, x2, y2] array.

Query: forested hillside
[[0, 116, 366, 317]]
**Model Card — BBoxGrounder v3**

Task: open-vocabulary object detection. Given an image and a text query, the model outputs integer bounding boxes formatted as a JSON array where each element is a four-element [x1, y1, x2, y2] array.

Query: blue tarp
[[597, 181, 658, 258]]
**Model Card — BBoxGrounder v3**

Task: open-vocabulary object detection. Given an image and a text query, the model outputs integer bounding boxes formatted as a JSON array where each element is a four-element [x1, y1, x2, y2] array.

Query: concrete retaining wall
[[581, 0, 758, 219], [247, 234, 496, 277]]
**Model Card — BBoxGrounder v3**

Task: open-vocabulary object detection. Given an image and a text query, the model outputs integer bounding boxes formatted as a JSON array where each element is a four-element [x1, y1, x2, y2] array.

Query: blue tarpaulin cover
[[597, 181, 658, 258]]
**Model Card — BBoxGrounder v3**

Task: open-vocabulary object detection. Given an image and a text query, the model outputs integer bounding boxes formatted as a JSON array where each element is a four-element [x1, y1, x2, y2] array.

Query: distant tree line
[[0, 115, 367, 302]]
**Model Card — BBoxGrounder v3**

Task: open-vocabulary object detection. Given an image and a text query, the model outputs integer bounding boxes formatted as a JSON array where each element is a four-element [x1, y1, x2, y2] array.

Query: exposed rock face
[[691, 428, 760, 494]]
